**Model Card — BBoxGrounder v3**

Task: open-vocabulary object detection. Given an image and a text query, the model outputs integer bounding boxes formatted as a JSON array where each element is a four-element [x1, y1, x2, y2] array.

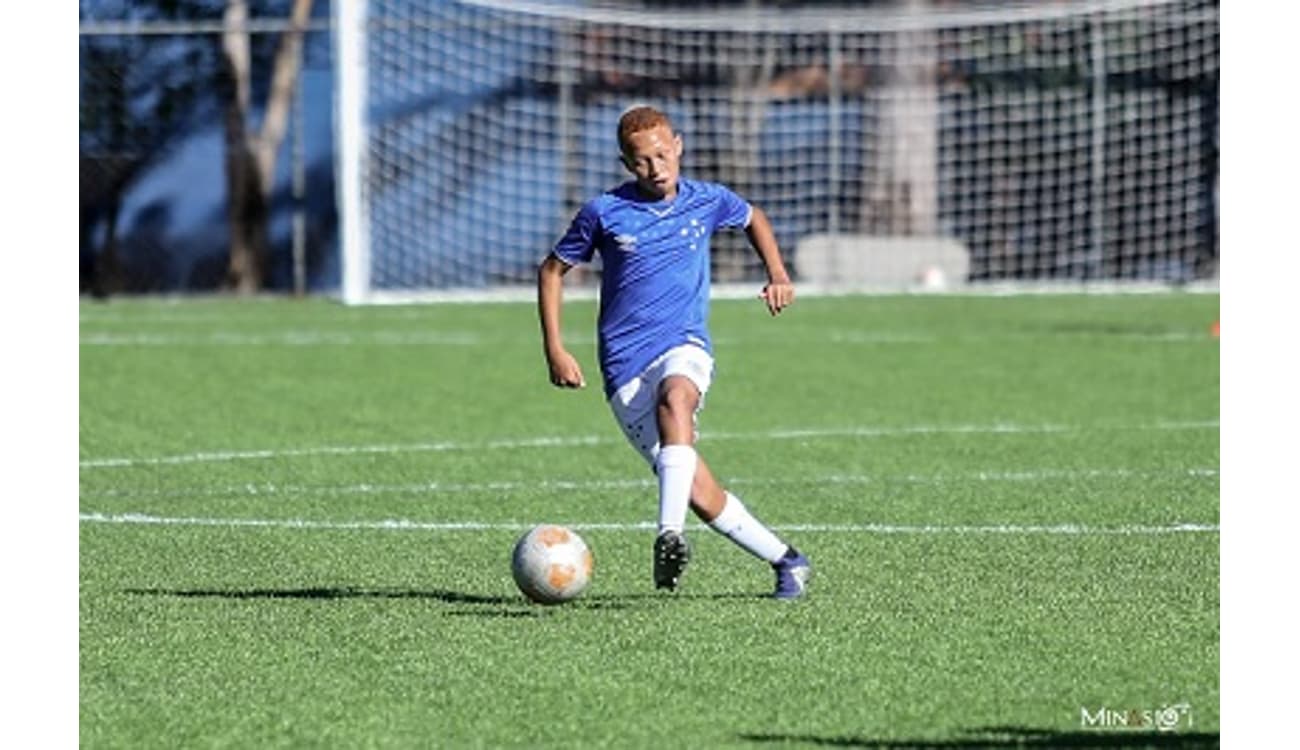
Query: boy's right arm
[[537, 254, 587, 389]]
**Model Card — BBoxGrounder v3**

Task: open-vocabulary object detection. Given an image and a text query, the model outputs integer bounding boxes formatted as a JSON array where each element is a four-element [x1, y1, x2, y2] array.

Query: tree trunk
[[221, 0, 314, 294]]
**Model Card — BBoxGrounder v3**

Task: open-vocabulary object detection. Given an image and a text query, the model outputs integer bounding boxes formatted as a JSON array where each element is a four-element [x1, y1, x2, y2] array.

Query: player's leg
[[608, 344, 809, 597], [655, 366, 812, 599], [648, 345, 713, 538], [607, 352, 705, 537], [649, 373, 701, 591], [654, 373, 700, 532], [607, 345, 711, 591], [688, 458, 812, 600]]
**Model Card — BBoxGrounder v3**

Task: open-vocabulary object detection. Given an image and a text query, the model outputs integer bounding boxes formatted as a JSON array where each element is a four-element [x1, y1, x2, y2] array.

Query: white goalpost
[[333, 0, 1218, 304], [334, 0, 371, 304]]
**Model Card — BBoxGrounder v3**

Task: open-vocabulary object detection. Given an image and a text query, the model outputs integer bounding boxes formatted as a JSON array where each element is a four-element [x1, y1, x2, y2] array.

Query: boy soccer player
[[536, 105, 812, 599]]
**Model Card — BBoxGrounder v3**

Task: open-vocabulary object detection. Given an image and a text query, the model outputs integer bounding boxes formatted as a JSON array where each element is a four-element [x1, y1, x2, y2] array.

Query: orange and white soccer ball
[[511, 524, 594, 604]]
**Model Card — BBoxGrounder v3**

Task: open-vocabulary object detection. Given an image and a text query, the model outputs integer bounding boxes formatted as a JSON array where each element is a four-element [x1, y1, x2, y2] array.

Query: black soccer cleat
[[653, 529, 691, 591]]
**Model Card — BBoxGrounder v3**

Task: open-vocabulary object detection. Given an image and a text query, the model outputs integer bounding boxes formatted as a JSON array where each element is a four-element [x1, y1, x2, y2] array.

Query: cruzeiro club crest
[[679, 218, 706, 251]]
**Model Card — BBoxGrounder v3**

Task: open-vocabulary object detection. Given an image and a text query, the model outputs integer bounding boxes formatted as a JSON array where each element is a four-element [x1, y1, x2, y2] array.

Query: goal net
[[334, 0, 1218, 303]]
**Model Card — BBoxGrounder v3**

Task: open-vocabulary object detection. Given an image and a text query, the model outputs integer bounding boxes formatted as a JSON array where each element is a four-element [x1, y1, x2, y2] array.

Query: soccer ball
[[510, 524, 594, 605]]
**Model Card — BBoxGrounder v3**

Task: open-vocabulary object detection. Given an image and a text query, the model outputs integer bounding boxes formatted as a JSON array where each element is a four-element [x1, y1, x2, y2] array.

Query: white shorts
[[608, 344, 714, 466]]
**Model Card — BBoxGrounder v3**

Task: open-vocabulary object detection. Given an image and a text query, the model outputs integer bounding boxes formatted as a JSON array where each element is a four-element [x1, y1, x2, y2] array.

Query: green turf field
[[80, 292, 1219, 748]]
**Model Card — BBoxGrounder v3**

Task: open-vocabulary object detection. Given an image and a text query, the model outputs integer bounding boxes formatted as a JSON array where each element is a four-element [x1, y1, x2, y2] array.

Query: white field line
[[78, 330, 484, 346], [76, 512, 1219, 535], [77, 328, 1213, 347], [78, 467, 1219, 501], [78, 420, 1219, 470], [77, 331, 939, 346], [78, 307, 452, 324]]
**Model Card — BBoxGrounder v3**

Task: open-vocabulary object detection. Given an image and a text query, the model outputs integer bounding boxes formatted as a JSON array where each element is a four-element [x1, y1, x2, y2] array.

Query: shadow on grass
[[124, 586, 553, 618], [123, 586, 771, 616], [739, 727, 1219, 748], [585, 591, 770, 603], [125, 586, 518, 605]]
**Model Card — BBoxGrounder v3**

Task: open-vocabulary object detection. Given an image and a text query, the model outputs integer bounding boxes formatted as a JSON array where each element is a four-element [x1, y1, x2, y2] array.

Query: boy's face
[[620, 124, 683, 200]]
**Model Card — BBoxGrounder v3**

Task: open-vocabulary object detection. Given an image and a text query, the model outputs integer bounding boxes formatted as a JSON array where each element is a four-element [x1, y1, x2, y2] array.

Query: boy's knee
[[657, 379, 698, 415]]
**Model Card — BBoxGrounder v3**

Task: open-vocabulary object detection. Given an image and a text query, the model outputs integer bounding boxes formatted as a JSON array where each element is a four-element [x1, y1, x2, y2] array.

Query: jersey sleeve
[[712, 184, 753, 230], [552, 200, 601, 265]]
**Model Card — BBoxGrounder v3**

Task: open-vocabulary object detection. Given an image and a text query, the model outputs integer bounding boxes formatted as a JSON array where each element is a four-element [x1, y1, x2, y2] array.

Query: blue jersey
[[552, 178, 753, 398]]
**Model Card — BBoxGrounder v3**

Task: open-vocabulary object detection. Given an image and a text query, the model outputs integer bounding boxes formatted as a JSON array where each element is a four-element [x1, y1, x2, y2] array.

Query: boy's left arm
[[744, 205, 795, 316]]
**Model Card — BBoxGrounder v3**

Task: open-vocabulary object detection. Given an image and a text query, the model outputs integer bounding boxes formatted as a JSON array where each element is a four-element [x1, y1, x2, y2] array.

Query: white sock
[[708, 492, 790, 563], [655, 444, 697, 534]]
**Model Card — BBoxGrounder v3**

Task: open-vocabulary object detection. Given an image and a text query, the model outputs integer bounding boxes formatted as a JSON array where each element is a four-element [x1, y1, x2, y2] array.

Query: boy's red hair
[[617, 106, 674, 153]]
